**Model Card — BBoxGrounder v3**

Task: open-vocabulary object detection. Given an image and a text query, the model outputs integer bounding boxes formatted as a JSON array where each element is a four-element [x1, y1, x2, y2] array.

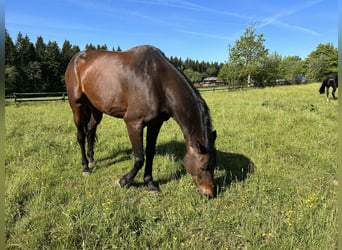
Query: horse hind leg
[[86, 106, 103, 168], [72, 105, 91, 174]]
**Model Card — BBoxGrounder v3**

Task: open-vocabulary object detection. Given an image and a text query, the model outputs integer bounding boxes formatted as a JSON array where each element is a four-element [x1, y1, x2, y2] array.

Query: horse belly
[[106, 107, 126, 118], [92, 96, 127, 118]]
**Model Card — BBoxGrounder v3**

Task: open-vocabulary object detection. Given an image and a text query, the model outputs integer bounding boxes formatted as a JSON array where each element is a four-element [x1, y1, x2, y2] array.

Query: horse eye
[[199, 162, 210, 171]]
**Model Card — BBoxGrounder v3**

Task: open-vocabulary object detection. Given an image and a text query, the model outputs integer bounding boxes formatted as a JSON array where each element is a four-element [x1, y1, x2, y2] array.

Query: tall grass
[[6, 84, 337, 249]]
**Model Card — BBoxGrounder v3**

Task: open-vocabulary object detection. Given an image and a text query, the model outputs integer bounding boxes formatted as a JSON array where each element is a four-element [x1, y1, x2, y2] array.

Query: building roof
[[203, 77, 217, 81]]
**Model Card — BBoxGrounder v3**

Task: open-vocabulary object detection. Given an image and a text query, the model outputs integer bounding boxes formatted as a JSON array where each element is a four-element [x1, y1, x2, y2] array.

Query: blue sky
[[6, 0, 338, 63]]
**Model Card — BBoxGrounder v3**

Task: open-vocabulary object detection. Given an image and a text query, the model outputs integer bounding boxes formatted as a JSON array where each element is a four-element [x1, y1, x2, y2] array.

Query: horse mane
[[183, 74, 214, 150]]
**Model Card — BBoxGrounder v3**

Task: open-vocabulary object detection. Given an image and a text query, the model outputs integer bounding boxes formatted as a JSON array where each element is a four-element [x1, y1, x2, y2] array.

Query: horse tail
[[319, 79, 326, 94]]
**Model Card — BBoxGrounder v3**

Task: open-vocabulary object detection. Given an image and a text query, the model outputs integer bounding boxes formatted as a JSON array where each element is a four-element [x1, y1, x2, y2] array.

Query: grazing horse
[[65, 45, 217, 198], [319, 73, 338, 99]]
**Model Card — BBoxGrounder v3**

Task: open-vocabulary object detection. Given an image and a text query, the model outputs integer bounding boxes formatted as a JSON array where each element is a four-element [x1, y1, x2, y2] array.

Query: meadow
[[5, 83, 337, 249]]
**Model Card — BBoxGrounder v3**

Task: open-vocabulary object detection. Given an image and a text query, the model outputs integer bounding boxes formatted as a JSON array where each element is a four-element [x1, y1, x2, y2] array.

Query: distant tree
[[23, 61, 42, 91], [60, 40, 80, 86], [34, 36, 47, 90], [228, 25, 268, 86], [262, 52, 282, 85], [169, 56, 184, 70], [184, 68, 202, 83], [15, 33, 35, 67], [5, 65, 19, 93], [5, 30, 16, 65], [42, 41, 61, 91], [206, 66, 216, 77], [14, 32, 36, 91], [35, 36, 46, 62], [5, 31, 18, 94], [281, 56, 304, 84], [85, 43, 96, 50], [61, 40, 79, 68], [116, 46, 122, 51], [304, 43, 338, 81], [218, 62, 242, 86], [96, 44, 108, 50]]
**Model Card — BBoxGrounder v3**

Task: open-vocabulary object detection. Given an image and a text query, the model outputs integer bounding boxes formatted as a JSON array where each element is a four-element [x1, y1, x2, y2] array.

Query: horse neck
[[159, 53, 211, 150], [170, 89, 210, 150]]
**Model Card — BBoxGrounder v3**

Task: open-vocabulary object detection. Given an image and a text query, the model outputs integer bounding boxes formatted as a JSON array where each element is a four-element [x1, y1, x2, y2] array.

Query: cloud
[[257, 0, 323, 36], [176, 29, 230, 41], [122, 0, 244, 18], [259, 17, 319, 36]]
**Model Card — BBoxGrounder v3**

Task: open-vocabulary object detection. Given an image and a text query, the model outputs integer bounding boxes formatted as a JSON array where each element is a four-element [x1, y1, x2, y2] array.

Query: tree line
[[5, 30, 222, 95], [5, 26, 338, 94], [218, 26, 338, 87]]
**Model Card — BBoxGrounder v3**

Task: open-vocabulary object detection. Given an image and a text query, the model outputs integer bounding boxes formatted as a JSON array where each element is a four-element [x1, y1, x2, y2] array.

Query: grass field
[[5, 83, 338, 249]]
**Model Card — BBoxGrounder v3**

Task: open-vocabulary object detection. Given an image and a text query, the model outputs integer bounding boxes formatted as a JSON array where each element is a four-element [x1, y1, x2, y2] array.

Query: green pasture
[[5, 83, 337, 249]]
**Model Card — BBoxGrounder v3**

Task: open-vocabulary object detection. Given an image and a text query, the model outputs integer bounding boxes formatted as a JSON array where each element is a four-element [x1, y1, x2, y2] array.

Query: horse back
[[65, 46, 172, 122]]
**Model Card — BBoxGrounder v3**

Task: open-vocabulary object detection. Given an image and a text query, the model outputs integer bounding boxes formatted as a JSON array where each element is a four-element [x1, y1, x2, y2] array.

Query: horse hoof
[[89, 161, 96, 169], [82, 171, 91, 176], [147, 182, 160, 193], [149, 190, 160, 196], [114, 178, 122, 187], [115, 178, 132, 188]]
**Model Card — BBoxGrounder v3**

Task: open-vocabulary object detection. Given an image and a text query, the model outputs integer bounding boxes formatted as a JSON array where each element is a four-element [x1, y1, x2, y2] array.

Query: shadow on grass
[[94, 140, 187, 185], [95, 148, 132, 168], [215, 150, 255, 194], [94, 140, 255, 195]]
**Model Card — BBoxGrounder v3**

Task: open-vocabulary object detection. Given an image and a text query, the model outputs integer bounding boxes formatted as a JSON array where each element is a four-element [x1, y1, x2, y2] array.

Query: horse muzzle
[[196, 187, 215, 199]]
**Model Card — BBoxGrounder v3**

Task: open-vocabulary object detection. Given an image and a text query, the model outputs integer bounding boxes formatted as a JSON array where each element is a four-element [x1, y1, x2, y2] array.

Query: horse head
[[183, 130, 217, 198]]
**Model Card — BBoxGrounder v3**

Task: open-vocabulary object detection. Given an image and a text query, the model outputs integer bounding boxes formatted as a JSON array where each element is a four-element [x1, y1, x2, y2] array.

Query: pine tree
[[5, 30, 16, 65], [14, 32, 36, 92], [43, 41, 61, 91]]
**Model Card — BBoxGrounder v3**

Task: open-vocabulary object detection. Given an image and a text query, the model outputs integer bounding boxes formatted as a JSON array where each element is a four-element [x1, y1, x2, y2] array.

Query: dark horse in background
[[319, 73, 338, 99], [65, 45, 217, 198]]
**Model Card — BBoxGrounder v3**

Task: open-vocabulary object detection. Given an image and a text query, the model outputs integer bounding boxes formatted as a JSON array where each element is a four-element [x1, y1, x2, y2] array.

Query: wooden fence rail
[[6, 86, 247, 104], [197, 85, 246, 92], [6, 92, 67, 103]]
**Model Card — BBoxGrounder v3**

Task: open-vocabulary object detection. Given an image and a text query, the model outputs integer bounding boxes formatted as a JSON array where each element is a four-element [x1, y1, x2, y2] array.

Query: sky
[[5, 0, 338, 63]]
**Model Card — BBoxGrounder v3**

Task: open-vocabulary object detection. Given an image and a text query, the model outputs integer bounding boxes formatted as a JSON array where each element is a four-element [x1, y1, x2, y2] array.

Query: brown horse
[[65, 45, 217, 198]]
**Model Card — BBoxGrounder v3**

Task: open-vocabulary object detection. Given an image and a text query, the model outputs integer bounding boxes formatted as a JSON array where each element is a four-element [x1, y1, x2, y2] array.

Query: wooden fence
[[197, 85, 246, 92], [6, 92, 67, 103], [6, 86, 247, 104]]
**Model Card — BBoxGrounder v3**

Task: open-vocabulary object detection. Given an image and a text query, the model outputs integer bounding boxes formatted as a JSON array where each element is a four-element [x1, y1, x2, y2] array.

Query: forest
[[5, 27, 338, 94]]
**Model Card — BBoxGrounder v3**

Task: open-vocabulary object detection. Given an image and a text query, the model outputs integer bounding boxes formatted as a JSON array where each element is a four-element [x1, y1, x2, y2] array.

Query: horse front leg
[[326, 87, 330, 100], [332, 88, 337, 99], [118, 122, 145, 188], [144, 120, 164, 192]]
